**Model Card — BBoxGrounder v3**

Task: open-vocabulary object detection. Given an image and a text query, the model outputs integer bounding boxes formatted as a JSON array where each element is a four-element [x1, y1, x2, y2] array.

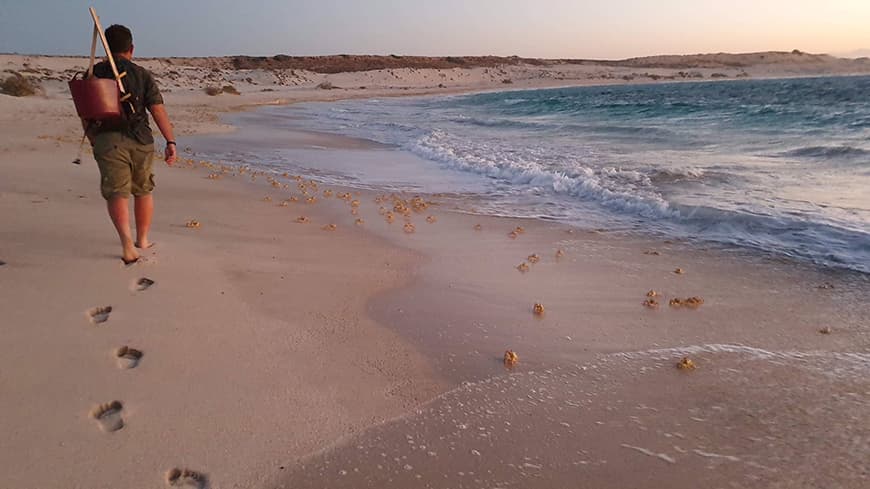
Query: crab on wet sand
[[533, 303, 545, 316], [669, 297, 704, 308], [503, 350, 519, 367], [474, 224, 483, 231], [296, 216, 310, 224], [322, 224, 337, 231], [673, 268, 685, 274], [676, 357, 696, 370], [185, 220, 201, 229], [642, 299, 659, 308], [403, 223, 416, 234], [426, 215, 437, 223], [517, 263, 530, 273]]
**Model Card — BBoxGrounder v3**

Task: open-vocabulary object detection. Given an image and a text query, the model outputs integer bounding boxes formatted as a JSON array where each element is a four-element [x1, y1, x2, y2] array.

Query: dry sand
[[1, 53, 868, 488]]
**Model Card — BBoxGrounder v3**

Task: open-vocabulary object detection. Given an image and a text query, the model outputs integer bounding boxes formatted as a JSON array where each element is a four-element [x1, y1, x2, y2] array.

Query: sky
[[1, 0, 868, 59]]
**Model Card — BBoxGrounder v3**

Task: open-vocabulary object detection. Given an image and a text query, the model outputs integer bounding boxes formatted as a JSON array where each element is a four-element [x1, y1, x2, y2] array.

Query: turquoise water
[[242, 76, 870, 272]]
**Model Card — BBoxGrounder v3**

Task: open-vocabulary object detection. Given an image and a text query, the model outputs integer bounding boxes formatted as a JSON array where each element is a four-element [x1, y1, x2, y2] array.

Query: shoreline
[[196, 86, 870, 278]]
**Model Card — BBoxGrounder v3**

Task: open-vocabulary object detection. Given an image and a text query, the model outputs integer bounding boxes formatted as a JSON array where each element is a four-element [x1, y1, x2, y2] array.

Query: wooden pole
[[88, 7, 126, 95]]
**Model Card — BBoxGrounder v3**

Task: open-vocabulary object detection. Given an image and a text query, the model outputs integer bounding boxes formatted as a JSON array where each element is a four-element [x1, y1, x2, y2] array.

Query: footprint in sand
[[87, 306, 112, 324], [115, 346, 144, 369], [135, 277, 155, 292], [90, 401, 124, 432], [166, 468, 208, 488]]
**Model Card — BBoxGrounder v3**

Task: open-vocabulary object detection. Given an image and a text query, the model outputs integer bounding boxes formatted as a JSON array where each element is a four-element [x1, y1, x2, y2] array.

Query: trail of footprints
[[90, 401, 124, 432], [87, 306, 112, 324], [166, 468, 208, 488], [86, 277, 207, 486], [115, 346, 144, 369]]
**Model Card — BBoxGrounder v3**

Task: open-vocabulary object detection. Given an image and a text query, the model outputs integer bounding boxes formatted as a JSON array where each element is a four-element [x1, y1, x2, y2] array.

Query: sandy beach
[[1, 53, 869, 488]]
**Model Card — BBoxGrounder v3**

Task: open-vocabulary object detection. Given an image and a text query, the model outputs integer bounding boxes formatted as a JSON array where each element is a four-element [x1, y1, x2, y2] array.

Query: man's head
[[105, 24, 134, 59]]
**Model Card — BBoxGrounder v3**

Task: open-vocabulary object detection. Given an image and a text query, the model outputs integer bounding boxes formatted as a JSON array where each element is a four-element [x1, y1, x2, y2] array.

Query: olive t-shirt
[[92, 58, 163, 145]]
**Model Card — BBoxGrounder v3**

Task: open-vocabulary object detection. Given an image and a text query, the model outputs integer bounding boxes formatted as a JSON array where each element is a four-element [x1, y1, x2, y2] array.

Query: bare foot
[[122, 246, 140, 265], [135, 238, 154, 249]]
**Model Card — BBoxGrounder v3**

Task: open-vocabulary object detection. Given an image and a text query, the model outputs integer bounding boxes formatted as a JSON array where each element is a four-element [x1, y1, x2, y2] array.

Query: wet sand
[[168, 117, 869, 489], [279, 351, 869, 488], [261, 178, 870, 488]]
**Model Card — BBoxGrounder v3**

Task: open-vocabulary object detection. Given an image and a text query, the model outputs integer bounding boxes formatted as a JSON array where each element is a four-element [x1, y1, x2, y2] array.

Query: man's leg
[[107, 195, 139, 263], [134, 194, 154, 249]]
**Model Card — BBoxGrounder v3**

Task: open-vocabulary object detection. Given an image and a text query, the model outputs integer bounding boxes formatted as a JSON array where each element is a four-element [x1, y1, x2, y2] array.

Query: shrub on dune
[[1, 73, 39, 96]]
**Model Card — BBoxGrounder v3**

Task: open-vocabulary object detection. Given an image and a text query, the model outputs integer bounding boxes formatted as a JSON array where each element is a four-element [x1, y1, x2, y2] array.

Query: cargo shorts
[[93, 132, 155, 200]]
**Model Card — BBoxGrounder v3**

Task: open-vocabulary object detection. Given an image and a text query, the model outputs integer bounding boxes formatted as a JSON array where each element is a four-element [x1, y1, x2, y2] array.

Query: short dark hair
[[105, 24, 133, 54]]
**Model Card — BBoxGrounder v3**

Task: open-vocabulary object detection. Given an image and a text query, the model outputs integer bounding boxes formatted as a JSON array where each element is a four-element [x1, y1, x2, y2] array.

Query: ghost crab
[[669, 297, 704, 308], [676, 357, 696, 370]]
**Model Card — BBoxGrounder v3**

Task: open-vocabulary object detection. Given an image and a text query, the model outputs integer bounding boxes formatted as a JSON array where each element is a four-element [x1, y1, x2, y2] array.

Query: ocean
[[218, 76, 870, 273]]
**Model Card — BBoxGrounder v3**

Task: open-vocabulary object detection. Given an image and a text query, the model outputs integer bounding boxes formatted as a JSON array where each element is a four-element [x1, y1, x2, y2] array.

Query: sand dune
[[3, 51, 870, 109]]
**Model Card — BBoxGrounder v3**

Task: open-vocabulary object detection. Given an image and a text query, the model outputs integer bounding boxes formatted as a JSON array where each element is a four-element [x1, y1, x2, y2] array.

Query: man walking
[[86, 24, 176, 264]]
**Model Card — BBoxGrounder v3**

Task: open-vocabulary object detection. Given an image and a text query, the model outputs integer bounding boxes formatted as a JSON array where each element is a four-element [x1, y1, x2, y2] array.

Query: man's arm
[[149, 103, 176, 165]]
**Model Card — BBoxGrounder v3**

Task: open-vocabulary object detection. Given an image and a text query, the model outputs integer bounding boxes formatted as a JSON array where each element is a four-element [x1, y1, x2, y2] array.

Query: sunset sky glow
[[1, 0, 868, 58]]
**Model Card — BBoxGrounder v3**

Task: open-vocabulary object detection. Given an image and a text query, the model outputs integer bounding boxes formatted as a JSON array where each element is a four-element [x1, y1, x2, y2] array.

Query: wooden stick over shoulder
[[88, 7, 126, 95]]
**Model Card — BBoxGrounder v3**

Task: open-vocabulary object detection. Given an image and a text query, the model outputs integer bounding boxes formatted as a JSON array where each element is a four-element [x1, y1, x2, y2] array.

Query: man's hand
[[164, 143, 177, 165], [149, 104, 177, 165]]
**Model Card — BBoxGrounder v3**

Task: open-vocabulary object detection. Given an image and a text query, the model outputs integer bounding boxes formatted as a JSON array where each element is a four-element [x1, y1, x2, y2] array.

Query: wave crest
[[782, 145, 869, 158]]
